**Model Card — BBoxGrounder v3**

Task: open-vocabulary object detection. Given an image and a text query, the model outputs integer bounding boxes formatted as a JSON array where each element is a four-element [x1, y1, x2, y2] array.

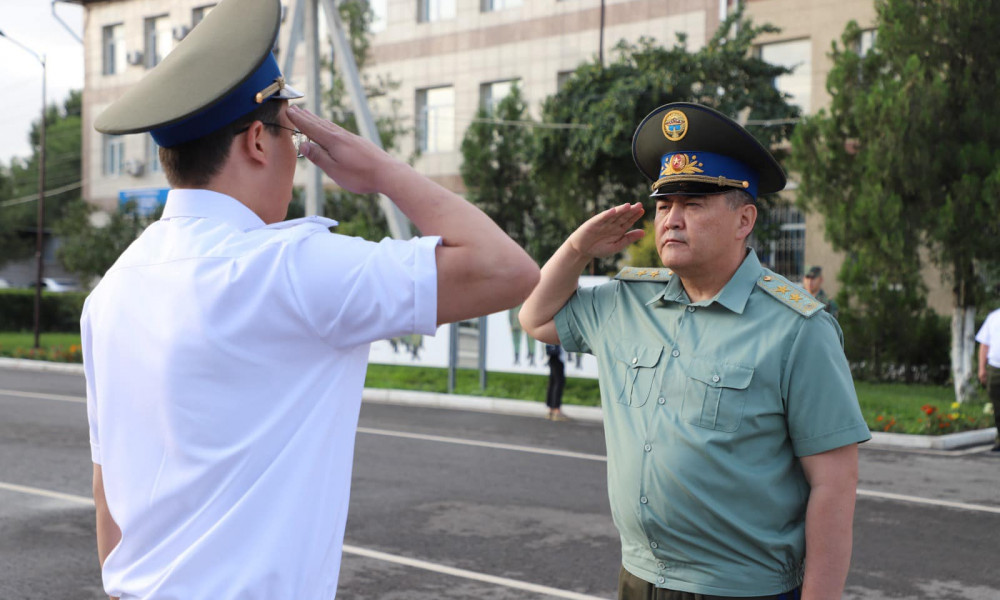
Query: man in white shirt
[[85, 0, 539, 598], [976, 307, 1000, 451]]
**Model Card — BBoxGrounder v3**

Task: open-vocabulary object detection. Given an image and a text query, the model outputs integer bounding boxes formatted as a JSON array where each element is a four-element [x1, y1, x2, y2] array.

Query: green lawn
[[1, 331, 991, 435]]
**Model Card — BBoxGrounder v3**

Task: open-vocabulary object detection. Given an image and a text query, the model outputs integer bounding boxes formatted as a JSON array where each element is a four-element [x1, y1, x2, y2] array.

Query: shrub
[[0, 289, 86, 333]]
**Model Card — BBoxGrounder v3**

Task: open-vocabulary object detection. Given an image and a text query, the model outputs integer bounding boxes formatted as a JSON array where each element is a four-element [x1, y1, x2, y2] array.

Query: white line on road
[[0, 482, 608, 600], [6, 389, 1000, 515], [358, 426, 608, 462], [0, 388, 85, 404]]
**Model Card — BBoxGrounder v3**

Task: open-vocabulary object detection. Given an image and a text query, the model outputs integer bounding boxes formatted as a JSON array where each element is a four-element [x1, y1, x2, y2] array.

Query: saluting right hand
[[566, 203, 646, 260]]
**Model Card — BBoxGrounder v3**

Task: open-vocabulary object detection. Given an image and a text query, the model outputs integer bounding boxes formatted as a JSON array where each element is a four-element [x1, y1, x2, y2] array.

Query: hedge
[[0, 289, 87, 333]]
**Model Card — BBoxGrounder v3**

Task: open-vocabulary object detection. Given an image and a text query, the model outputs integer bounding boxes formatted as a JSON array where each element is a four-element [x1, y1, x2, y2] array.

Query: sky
[[1, 0, 84, 166]]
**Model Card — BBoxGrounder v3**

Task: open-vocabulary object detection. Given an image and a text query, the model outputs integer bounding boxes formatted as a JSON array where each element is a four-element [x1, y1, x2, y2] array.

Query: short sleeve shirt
[[82, 190, 440, 599], [976, 309, 1000, 368], [554, 250, 870, 596]]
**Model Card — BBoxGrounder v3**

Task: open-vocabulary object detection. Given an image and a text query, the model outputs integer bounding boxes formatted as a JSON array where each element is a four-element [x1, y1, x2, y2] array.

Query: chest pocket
[[613, 343, 663, 407], [682, 358, 754, 432]]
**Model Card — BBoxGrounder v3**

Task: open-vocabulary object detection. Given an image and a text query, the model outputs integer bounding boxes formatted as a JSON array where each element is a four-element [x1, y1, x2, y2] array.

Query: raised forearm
[[518, 239, 592, 343]]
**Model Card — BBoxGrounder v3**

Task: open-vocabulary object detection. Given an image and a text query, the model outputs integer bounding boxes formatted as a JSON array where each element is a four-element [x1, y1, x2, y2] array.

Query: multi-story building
[[70, 0, 950, 310]]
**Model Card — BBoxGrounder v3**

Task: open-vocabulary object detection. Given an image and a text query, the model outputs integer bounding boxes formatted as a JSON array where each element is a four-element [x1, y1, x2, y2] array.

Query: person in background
[[976, 307, 1000, 452], [803, 266, 839, 319], [83, 1, 538, 598], [545, 343, 568, 420], [519, 102, 870, 600]]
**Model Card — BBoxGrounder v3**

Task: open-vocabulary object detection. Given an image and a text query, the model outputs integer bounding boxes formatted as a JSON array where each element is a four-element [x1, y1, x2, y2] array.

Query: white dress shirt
[[977, 308, 1000, 368], [83, 189, 440, 599]]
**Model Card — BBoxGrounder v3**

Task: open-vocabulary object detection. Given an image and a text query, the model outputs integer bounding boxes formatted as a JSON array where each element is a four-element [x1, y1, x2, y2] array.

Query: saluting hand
[[286, 105, 402, 196], [566, 203, 646, 260]]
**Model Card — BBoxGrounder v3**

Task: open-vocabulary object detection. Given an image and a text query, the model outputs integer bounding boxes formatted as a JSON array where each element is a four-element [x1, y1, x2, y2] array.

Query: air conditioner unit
[[173, 25, 190, 41], [126, 50, 144, 66], [124, 160, 145, 177]]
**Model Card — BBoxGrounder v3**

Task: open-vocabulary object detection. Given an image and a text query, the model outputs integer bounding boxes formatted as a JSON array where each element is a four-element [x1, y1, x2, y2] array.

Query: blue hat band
[[151, 53, 282, 147], [655, 151, 759, 199]]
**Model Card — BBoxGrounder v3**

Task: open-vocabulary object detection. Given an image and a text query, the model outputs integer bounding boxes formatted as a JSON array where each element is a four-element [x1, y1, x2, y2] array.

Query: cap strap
[[255, 77, 286, 103], [652, 174, 750, 192]]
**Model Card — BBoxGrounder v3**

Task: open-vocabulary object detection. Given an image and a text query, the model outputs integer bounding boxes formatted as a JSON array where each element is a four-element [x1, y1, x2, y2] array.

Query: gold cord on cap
[[255, 77, 285, 103]]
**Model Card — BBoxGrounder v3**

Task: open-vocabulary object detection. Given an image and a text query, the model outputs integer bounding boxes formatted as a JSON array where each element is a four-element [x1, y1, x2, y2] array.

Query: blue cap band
[[657, 150, 759, 199], [151, 53, 282, 147]]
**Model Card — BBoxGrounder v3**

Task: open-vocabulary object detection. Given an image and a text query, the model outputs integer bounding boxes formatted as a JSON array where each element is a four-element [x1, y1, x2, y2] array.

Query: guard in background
[[803, 265, 839, 319], [83, 0, 538, 597], [519, 102, 870, 599]]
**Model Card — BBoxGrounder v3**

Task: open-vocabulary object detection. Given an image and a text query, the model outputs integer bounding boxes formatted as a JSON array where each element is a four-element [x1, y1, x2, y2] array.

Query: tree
[[0, 90, 82, 268], [790, 1, 1000, 401], [317, 0, 408, 240], [532, 6, 797, 273], [460, 84, 560, 263]]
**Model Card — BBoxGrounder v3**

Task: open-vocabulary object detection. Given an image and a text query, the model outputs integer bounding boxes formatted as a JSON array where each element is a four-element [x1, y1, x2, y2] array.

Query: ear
[[236, 121, 269, 166], [737, 202, 757, 239]]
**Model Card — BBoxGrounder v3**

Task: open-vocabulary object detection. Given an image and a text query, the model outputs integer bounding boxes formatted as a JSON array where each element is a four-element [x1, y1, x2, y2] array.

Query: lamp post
[[0, 30, 47, 349]]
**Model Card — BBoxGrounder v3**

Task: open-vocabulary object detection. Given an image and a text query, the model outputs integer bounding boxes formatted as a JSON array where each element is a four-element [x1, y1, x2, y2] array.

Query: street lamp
[[0, 30, 47, 349]]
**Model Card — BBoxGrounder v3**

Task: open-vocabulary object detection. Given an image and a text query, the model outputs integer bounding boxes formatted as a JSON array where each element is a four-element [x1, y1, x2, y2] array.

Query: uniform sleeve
[[288, 233, 441, 348], [782, 312, 872, 457], [81, 304, 101, 464], [553, 281, 619, 355]]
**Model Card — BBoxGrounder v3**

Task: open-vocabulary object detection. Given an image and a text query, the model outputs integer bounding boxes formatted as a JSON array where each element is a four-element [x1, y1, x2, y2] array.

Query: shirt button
[[657, 576, 666, 584], [631, 357, 638, 364], [658, 397, 665, 405], [640, 496, 648, 504], [687, 306, 695, 312], [712, 375, 720, 383], [650, 541, 658, 549], [657, 562, 666, 570], [671, 349, 680, 357], [644, 444, 652, 452]]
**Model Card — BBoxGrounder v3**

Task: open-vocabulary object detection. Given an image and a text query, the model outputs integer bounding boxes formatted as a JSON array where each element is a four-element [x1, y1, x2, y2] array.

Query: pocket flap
[[613, 343, 663, 369], [687, 358, 753, 389]]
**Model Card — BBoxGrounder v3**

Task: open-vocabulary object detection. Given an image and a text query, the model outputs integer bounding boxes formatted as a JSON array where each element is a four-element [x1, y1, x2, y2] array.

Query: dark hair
[[159, 100, 285, 188]]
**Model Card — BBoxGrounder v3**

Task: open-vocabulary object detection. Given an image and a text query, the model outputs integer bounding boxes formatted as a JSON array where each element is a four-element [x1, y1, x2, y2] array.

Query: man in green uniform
[[803, 266, 839, 319], [520, 103, 870, 600]]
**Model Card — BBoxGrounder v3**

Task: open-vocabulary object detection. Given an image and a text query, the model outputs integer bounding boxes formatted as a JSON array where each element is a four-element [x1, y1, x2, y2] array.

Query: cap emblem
[[660, 153, 703, 177], [661, 110, 688, 141]]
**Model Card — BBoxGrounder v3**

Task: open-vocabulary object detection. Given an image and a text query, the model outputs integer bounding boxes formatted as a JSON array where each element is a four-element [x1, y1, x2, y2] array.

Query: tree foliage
[[0, 90, 82, 268], [459, 85, 562, 262], [531, 6, 797, 273], [790, 1, 1000, 388]]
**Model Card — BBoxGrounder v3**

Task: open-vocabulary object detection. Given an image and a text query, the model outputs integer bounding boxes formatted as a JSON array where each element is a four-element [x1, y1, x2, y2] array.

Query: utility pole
[[0, 30, 47, 349]]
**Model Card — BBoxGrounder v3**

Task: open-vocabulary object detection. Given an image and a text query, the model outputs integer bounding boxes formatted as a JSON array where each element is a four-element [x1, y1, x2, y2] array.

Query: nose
[[661, 203, 684, 230]]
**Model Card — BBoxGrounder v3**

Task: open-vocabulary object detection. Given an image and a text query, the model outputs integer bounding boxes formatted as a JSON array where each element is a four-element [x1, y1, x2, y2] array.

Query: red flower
[[921, 404, 937, 415], [876, 416, 884, 422]]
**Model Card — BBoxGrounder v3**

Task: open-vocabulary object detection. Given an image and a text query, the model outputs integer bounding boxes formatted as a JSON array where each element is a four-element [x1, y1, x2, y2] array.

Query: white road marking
[[0, 482, 608, 599], [0, 388, 85, 404], [6, 389, 1000, 515], [357, 426, 608, 462]]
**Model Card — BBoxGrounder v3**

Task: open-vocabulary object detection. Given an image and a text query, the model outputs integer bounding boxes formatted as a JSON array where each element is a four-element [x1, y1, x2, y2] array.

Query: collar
[[646, 249, 763, 314], [160, 189, 267, 232]]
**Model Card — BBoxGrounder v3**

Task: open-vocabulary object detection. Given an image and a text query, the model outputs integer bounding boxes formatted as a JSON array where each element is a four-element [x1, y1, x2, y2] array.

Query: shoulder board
[[614, 266, 673, 282], [262, 216, 339, 230], [756, 272, 824, 317]]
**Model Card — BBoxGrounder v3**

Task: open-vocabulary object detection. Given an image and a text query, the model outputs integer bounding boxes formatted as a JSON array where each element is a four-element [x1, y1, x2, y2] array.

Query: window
[[369, 0, 387, 32], [101, 23, 125, 76], [418, 0, 456, 23], [482, 0, 522, 12], [857, 29, 877, 57], [103, 135, 125, 177], [192, 4, 215, 27], [480, 79, 518, 114], [144, 15, 173, 68], [556, 70, 574, 90], [758, 39, 812, 113], [147, 135, 161, 174], [416, 86, 455, 153], [750, 204, 805, 279]]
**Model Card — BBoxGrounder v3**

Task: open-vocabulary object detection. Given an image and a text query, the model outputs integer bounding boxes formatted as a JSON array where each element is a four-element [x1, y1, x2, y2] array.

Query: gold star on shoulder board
[[789, 293, 803, 302], [649, 270, 659, 277], [774, 285, 790, 294]]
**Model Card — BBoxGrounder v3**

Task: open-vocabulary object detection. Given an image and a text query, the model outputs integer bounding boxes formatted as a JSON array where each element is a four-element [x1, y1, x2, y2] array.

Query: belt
[[701, 590, 800, 600]]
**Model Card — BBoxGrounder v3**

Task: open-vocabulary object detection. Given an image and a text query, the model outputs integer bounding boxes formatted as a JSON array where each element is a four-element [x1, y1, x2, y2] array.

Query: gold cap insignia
[[661, 110, 688, 141]]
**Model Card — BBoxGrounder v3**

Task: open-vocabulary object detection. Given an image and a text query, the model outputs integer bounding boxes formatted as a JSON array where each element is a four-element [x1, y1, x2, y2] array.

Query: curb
[[3, 358, 994, 448]]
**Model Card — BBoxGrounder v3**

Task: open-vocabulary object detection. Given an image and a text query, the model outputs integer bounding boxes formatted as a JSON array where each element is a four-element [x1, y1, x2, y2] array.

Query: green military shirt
[[554, 250, 870, 596]]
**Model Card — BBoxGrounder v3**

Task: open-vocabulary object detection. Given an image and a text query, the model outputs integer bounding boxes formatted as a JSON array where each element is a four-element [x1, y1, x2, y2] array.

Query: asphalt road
[[1, 366, 997, 599]]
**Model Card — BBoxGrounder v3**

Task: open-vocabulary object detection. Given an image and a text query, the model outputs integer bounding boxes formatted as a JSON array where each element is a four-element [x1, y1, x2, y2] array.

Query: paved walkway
[[2, 357, 995, 451]]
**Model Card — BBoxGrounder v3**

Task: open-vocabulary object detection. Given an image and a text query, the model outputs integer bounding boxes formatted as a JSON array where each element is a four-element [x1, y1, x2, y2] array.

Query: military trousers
[[617, 566, 801, 600], [988, 365, 1000, 442]]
